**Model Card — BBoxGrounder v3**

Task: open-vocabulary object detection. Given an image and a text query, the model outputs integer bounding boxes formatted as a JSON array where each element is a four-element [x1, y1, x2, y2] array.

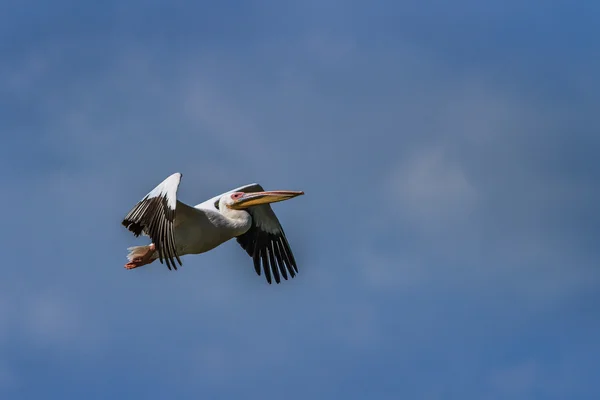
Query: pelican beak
[[230, 190, 304, 210]]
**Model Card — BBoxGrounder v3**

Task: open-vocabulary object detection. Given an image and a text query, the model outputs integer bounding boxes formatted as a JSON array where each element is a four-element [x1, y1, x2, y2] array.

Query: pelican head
[[227, 190, 304, 210]]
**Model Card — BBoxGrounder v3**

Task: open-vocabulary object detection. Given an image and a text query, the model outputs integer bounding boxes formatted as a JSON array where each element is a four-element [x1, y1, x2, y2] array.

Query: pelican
[[121, 172, 304, 284]]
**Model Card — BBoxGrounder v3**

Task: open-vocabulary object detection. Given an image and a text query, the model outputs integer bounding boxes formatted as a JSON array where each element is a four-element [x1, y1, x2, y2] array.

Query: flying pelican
[[121, 172, 304, 284]]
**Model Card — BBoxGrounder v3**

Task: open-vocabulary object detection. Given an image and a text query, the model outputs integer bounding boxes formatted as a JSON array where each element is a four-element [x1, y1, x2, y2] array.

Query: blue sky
[[1, 1, 599, 399]]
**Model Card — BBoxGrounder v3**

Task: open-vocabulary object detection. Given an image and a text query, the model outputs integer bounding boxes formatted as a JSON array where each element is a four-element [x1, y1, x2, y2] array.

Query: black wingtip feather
[[232, 199, 299, 284], [275, 240, 293, 279], [122, 194, 180, 271], [261, 247, 272, 284], [267, 245, 281, 284], [273, 242, 288, 281]]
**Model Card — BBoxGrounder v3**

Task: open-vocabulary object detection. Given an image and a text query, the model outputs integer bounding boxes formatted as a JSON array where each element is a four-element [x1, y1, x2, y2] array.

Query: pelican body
[[121, 173, 304, 284]]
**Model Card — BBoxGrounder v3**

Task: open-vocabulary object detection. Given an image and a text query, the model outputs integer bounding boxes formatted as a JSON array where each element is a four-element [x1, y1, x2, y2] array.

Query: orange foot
[[124, 243, 156, 269]]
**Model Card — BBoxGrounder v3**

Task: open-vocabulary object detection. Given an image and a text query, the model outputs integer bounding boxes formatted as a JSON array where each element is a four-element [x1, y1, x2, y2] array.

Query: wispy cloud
[[385, 145, 478, 230], [2, 1, 600, 399]]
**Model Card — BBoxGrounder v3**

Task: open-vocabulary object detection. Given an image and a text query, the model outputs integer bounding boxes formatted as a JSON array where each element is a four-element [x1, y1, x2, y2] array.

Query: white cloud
[[2, 22, 598, 399], [385, 145, 478, 230], [181, 77, 271, 162]]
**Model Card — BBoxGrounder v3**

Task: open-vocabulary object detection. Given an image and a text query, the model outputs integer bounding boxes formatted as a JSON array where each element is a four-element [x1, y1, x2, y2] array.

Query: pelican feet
[[124, 243, 156, 269]]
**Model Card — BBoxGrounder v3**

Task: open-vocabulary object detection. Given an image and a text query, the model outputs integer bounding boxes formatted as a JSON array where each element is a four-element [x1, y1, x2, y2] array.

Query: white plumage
[[121, 172, 304, 284]]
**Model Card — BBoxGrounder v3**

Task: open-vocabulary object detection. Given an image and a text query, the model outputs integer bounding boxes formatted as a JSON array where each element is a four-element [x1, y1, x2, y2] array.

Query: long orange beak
[[229, 190, 304, 210]]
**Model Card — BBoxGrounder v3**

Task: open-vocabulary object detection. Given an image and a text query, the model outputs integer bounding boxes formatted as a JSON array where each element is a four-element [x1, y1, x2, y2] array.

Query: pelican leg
[[124, 243, 156, 269]]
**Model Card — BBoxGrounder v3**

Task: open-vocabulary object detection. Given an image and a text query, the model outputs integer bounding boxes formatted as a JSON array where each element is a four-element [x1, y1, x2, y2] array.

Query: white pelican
[[121, 172, 304, 284]]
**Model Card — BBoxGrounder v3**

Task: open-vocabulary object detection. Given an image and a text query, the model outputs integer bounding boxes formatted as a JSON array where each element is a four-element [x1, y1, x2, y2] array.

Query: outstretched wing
[[122, 172, 184, 270], [233, 184, 299, 284]]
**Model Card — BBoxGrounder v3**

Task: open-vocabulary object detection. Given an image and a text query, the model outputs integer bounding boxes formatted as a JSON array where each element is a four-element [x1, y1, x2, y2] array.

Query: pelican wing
[[122, 172, 190, 270], [233, 184, 299, 284]]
